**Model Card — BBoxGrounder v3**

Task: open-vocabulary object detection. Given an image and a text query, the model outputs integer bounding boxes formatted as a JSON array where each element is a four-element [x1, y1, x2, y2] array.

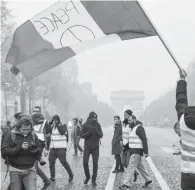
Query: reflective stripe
[[181, 160, 195, 174], [180, 114, 195, 174], [129, 124, 143, 149], [182, 155, 195, 162], [50, 124, 67, 149], [181, 143, 195, 153]]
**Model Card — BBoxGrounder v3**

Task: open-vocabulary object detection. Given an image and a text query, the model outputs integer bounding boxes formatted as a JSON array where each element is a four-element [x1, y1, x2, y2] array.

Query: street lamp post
[[14, 100, 18, 113]]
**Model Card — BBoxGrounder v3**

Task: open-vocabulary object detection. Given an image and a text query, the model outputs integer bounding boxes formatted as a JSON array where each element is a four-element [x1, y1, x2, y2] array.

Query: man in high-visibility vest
[[119, 115, 152, 190], [46, 115, 74, 183], [175, 70, 195, 190], [32, 106, 51, 190]]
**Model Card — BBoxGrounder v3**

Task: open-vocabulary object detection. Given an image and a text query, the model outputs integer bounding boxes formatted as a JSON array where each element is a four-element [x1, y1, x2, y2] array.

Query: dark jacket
[[2, 131, 41, 170], [175, 79, 195, 190], [129, 121, 148, 156], [80, 119, 103, 149], [112, 124, 122, 155]]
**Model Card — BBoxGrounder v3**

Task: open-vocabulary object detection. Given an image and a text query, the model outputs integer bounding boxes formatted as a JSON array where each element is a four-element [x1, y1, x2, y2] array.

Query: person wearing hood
[[71, 118, 83, 156], [46, 115, 74, 183], [2, 115, 41, 190], [119, 115, 152, 190], [175, 70, 195, 190], [80, 111, 103, 187], [111, 116, 124, 173]]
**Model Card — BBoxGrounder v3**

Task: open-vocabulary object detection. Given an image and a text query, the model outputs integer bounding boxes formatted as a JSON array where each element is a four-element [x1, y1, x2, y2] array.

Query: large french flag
[[5, 0, 157, 81]]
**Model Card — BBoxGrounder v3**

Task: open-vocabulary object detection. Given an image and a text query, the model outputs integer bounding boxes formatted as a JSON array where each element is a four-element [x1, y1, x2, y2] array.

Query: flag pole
[[137, 0, 185, 72]]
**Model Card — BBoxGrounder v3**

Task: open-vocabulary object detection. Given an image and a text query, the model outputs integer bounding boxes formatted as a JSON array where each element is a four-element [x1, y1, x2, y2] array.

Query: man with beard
[[121, 110, 139, 182], [80, 111, 103, 187], [175, 70, 195, 190], [119, 115, 152, 190]]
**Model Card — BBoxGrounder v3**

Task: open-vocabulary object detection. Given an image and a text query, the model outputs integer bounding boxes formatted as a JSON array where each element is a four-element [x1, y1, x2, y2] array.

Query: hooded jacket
[[80, 118, 103, 149]]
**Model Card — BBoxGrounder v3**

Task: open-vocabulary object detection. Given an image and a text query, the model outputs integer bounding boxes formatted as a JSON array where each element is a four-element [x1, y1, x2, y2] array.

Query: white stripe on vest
[[50, 124, 67, 149], [33, 119, 46, 141], [122, 124, 131, 145], [129, 124, 143, 149], [180, 114, 195, 174]]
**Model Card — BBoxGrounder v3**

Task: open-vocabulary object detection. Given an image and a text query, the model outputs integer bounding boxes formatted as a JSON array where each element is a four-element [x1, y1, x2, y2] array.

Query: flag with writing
[[5, 0, 157, 81]]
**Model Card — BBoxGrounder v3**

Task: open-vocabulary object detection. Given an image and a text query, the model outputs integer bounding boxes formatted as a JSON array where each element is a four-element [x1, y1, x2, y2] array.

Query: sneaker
[[119, 184, 130, 190], [112, 169, 120, 173], [142, 180, 152, 188], [92, 180, 97, 187], [133, 171, 139, 182], [41, 181, 51, 190], [50, 177, 55, 182], [73, 153, 77, 156], [120, 168, 125, 172], [84, 178, 90, 184]]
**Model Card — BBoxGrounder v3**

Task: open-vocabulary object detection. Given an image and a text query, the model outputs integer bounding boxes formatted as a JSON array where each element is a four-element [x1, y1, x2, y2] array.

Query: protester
[[175, 70, 195, 190], [80, 111, 103, 187], [111, 116, 124, 173], [119, 115, 152, 190], [2, 115, 41, 190], [47, 115, 74, 183], [31, 112, 51, 190], [71, 118, 83, 156], [121, 110, 139, 181]]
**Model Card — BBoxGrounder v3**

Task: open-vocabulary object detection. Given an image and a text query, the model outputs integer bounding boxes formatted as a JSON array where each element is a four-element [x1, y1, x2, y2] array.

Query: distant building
[[110, 90, 145, 118]]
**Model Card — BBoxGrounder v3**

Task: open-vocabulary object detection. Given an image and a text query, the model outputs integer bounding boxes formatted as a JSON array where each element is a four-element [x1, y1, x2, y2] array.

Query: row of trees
[[140, 59, 195, 125], [1, 1, 116, 126]]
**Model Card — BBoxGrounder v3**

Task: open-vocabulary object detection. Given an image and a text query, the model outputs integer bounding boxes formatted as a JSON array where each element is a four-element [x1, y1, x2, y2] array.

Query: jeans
[[83, 146, 99, 181], [9, 169, 36, 190], [74, 137, 83, 154], [49, 148, 73, 178]]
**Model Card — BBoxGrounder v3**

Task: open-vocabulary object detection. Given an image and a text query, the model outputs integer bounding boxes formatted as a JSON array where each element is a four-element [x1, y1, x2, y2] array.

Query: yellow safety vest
[[180, 114, 195, 174], [122, 124, 131, 145], [33, 119, 46, 141], [50, 124, 67, 149], [129, 124, 143, 149]]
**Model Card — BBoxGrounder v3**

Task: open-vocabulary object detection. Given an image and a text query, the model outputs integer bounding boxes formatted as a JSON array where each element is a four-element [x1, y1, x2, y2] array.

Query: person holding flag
[[175, 70, 195, 190]]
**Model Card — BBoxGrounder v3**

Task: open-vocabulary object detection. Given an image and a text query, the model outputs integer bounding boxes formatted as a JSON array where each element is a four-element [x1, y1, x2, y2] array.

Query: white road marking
[[161, 147, 175, 154], [146, 156, 171, 190], [105, 161, 116, 190]]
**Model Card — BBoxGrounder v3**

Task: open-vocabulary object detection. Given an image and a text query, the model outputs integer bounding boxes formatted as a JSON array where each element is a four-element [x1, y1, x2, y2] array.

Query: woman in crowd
[[112, 116, 124, 173], [2, 115, 41, 190]]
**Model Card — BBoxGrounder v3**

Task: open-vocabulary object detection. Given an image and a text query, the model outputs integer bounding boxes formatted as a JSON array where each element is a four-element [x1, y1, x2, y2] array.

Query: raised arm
[[175, 70, 188, 121]]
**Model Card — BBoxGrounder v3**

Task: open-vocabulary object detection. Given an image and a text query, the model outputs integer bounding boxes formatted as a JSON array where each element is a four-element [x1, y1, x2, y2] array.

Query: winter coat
[[2, 130, 41, 170], [112, 124, 122, 155], [80, 118, 103, 149]]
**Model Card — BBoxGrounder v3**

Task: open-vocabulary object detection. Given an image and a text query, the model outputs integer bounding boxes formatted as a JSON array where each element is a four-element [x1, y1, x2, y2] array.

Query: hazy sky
[[7, 0, 195, 107]]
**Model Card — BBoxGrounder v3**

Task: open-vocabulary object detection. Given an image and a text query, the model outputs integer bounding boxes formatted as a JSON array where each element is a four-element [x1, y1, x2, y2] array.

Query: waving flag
[[5, 0, 157, 81]]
